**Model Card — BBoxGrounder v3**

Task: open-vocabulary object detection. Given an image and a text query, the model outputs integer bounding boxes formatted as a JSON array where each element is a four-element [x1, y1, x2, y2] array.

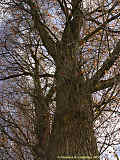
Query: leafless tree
[[0, 0, 120, 160]]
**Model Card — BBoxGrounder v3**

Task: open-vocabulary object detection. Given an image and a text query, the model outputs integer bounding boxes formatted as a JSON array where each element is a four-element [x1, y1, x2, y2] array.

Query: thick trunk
[[31, 44, 99, 159], [56, 97, 98, 157], [47, 65, 99, 160]]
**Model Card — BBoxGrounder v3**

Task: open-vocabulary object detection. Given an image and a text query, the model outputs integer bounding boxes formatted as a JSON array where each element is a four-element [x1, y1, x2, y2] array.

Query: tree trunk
[[47, 52, 100, 160]]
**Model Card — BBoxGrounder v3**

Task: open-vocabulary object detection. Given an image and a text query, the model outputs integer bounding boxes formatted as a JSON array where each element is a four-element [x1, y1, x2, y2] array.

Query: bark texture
[[44, 1, 99, 159], [46, 42, 99, 159]]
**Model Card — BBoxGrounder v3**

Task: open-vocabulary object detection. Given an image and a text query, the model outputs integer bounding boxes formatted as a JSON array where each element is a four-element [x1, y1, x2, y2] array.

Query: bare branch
[[0, 73, 54, 81], [91, 74, 120, 93], [82, 12, 120, 43], [25, 0, 57, 60], [57, 0, 69, 18], [89, 40, 120, 89]]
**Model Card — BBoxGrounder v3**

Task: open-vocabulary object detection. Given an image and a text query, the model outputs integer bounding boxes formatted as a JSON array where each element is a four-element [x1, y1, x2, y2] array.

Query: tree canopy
[[0, 0, 120, 160]]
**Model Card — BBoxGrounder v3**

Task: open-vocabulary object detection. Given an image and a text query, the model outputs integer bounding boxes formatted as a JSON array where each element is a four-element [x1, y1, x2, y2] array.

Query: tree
[[0, 0, 120, 160]]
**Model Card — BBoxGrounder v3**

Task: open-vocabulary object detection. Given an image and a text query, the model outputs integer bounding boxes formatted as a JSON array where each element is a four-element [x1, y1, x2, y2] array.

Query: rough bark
[[47, 78, 99, 159], [46, 43, 100, 159]]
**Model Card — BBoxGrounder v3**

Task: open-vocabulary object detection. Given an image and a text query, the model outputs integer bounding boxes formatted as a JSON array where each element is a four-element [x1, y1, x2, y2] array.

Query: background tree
[[0, 0, 120, 160]]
